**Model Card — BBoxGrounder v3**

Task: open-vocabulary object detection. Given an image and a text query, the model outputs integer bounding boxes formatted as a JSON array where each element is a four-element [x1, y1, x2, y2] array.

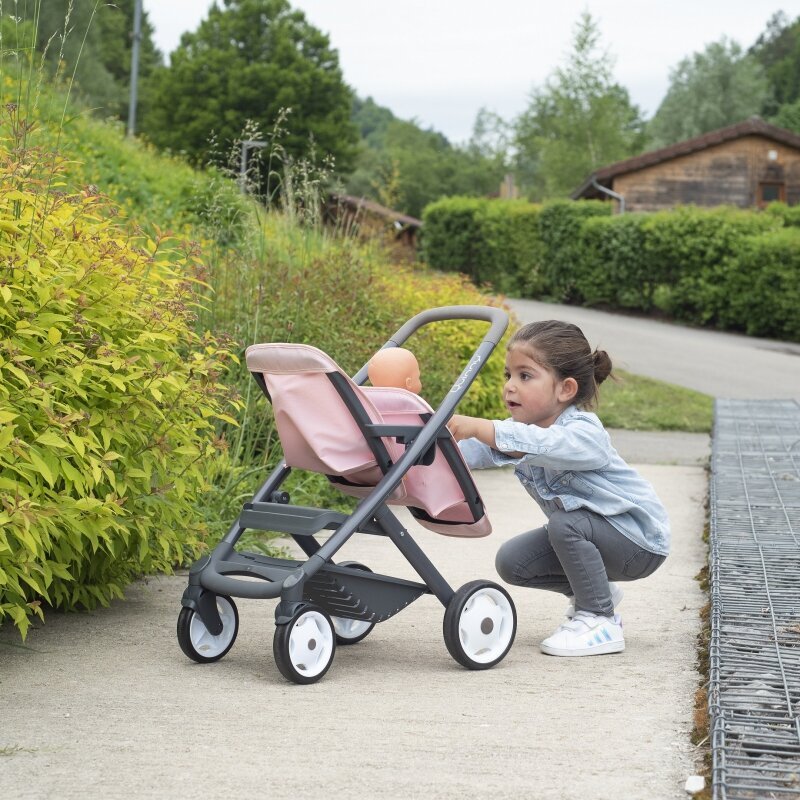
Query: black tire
[[332, 561, 376, 646], [273, 604, 336, 684], [443, 580, 516, 670], [177, 595, 239, 664]]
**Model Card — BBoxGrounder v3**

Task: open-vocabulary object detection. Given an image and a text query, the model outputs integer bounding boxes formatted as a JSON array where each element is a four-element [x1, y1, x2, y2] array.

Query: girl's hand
[[448, 415, 496, 447]]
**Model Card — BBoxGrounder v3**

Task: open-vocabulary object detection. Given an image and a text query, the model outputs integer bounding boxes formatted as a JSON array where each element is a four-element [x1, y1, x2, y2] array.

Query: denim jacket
[[458, 405, 670, 556]]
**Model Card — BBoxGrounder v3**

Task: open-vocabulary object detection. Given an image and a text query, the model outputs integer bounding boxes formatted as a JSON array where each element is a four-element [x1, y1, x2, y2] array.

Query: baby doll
[[367, 347, 422, 393]]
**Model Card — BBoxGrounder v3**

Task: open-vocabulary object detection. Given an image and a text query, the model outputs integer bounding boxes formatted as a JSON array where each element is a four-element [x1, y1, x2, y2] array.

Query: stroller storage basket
[[178, 305, 518, 684]]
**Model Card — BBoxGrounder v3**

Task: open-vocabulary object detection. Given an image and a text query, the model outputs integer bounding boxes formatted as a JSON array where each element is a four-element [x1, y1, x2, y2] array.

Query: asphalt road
[[506, 297, 800, 399]]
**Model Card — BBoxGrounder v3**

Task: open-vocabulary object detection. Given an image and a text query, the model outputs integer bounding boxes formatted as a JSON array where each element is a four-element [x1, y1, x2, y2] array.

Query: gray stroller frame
[[178, 306, 517, 684]]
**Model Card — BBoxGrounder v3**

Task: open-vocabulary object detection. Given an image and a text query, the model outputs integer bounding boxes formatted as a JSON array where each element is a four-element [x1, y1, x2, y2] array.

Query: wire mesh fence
[[710, 399, 800, 798]]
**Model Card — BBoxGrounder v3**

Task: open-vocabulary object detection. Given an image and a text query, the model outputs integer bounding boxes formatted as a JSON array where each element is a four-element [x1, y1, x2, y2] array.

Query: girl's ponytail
[[592, 349, 612, 384]]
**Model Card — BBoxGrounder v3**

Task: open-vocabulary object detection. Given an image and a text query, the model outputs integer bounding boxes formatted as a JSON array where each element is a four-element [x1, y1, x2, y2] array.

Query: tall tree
[[467, 108, 512, 167], [513, 11, 645, 200], [750, 12, 800, 118], [648, 38, 771, 148], [141, 0, 358, 174], [347, 99, 507, 217]]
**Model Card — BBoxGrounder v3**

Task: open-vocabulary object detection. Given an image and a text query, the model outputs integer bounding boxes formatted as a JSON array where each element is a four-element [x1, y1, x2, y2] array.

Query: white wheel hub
[[189, 597, 237, 658], [458, 588, 515, 664], [288, 611, 334, 678], [332, 616, 372, 639]]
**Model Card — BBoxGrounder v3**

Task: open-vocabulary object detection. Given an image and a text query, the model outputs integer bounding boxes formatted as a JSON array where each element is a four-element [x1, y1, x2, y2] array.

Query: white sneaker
[[565, 582, 624, 619], [540, 611, 625, 657]]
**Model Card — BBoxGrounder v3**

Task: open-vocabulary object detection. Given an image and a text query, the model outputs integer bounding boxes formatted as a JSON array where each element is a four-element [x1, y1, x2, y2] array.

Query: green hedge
[[423, 194, 799, 341], [719, 228, 800, 340], [765, 201, 800, 229], [641, 206, 780, 325], [422, 197, 542, 293], [535, 199, 611, 301], [575, 214, 651, 309]]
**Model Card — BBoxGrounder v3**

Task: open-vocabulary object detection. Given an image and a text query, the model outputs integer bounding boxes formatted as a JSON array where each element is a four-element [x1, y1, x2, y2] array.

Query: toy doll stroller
[[177, 305, 517, 684]]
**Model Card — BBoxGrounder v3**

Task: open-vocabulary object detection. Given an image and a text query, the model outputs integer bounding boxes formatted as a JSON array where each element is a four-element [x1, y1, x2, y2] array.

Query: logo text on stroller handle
[[451, 355, 483, 393]]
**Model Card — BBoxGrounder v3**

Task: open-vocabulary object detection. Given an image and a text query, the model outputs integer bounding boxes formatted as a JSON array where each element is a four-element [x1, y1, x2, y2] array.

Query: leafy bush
[[576, 214, 650, 308], [717, 228, 800, 340], [422, 197, 492, 282], [421, 197, 543, 294], [764, 201, 800, 228], [480, 200, 544, 295], [642, 206, 779, 324], [536, 199, 611, 301], [0, 139, 238, 637]]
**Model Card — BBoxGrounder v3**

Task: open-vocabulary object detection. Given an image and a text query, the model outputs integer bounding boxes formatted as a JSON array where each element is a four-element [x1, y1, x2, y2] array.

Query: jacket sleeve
[[492, 417, 610, 470], [457, 437, 522, 469]]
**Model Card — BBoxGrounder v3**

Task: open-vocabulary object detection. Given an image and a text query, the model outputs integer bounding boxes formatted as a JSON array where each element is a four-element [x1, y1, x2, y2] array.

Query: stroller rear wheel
[[443, 581, 516, 670], [332, 561, 376, 645], [273, 605, 336, 684], [177, 595, 239, 663]]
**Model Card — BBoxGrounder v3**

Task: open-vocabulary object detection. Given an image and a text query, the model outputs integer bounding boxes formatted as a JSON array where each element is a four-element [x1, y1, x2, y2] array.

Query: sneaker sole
[[540, 640, 625, 657]]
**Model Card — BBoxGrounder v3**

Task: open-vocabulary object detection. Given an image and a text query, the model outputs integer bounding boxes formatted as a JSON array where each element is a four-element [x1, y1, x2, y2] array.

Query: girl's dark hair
[[508, 320, 612, 409]]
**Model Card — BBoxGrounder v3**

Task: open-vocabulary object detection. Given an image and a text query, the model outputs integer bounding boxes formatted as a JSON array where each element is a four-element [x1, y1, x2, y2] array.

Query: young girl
[[448, 320, 669, 657]]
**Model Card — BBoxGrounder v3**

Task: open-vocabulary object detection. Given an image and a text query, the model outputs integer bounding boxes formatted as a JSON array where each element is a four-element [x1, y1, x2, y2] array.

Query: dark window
[[758, 182, 785, 207]]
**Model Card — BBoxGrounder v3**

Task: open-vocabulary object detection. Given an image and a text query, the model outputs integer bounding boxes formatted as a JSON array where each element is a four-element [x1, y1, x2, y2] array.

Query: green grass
[[596, 369, 713, 433]]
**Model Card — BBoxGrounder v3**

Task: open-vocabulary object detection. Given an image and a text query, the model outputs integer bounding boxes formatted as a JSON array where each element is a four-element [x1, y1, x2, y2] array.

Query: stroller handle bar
[[352, 305, 508, 385]]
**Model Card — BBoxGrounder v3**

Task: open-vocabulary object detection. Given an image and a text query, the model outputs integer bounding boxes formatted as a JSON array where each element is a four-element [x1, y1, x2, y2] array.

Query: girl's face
[[503, 345, 577, 427]]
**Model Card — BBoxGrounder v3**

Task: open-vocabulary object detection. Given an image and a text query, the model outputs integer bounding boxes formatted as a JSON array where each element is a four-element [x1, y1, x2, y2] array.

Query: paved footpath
[[0, 434, 707, 800]]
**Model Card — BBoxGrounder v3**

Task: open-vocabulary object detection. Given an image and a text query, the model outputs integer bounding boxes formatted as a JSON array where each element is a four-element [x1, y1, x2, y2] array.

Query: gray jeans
[[495, 508, 665, 617]]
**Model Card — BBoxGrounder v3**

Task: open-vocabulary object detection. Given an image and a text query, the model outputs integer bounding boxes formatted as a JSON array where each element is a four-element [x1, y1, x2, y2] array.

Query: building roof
[[329, 193, 423, 229], [572, 118, 800, 200]]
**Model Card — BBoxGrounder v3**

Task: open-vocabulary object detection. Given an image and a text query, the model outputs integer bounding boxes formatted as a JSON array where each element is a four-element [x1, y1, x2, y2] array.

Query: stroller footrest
[[305, 565, 429, 623]]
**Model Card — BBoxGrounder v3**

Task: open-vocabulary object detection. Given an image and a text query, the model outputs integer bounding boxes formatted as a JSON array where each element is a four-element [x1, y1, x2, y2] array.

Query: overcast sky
[[144, 1, 800, 144]]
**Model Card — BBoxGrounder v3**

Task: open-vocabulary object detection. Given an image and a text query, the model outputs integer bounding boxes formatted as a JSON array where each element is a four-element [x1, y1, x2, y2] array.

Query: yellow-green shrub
[[0, 143, 238, 637]]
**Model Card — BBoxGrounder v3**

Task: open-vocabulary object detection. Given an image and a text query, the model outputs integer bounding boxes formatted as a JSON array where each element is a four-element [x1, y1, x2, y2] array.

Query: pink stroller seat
[[246, 342, 491, 537]]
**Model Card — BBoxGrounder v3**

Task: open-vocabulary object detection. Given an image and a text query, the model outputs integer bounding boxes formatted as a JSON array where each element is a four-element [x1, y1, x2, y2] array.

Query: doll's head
[[368, 347, 422, 393]]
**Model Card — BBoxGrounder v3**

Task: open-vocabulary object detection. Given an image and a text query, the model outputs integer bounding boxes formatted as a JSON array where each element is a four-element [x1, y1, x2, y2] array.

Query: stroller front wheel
[[273, 605, 336, 684], [177, 595, 239, 664], [443, 581, 516, 670]]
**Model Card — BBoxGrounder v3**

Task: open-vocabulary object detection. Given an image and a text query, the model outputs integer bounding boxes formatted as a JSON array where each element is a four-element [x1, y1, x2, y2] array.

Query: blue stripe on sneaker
[[602, 628, 612, 642]]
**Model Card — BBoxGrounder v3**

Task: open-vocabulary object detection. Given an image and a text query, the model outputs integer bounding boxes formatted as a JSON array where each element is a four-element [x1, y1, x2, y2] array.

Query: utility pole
[[127, 0, 143, 137]]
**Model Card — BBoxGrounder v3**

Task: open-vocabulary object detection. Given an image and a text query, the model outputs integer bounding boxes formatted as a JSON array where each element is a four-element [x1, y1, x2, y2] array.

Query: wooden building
[[325, 194, 422, 255], [572, 118, 800, 212]]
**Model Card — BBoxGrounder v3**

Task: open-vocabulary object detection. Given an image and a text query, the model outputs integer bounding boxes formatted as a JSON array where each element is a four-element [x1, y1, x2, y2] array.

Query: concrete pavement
[[0, 431, 708, 800]]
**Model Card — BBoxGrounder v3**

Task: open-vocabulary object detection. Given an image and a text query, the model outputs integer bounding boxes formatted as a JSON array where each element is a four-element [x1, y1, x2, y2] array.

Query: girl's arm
[[448, 415, 497, 448], [451, 413, 610, 471], [447, 414, 525, 462]]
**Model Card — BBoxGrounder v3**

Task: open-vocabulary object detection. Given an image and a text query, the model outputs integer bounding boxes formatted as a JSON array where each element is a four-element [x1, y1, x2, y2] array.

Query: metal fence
[[710, 399, 800, 798]]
